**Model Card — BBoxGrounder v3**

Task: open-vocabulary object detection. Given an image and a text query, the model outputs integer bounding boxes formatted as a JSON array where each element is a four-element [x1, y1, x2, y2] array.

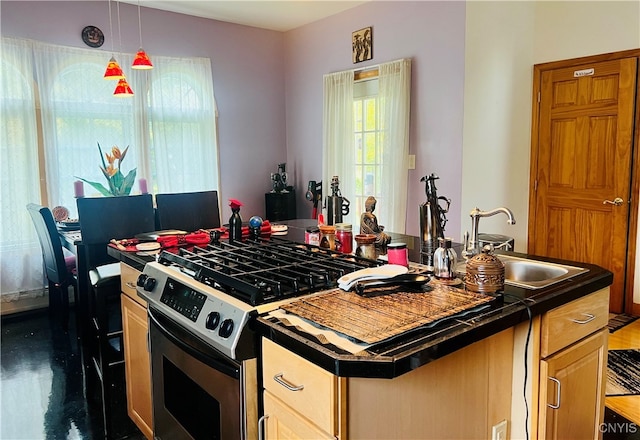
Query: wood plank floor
[[606, 318, 640, 425]]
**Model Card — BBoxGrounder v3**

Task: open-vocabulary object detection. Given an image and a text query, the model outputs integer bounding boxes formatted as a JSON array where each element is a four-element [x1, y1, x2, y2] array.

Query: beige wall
[[462, 0, 639, 299]]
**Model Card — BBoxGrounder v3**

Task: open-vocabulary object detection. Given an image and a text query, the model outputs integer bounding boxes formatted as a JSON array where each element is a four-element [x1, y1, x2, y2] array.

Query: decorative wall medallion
[[352, 26, 373, 64], [82, 25, 104, 48]]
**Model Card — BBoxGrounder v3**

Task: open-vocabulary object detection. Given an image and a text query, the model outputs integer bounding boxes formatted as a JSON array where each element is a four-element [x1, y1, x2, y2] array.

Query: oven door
[[148, 307, 257, 440]]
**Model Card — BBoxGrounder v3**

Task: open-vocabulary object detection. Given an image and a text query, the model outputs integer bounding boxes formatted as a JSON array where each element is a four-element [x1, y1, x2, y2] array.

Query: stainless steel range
[[136, 237, 382, 440]]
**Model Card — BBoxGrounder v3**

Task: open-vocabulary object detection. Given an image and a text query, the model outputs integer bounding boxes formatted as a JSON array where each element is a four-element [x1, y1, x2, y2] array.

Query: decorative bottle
[[229, 199, 243, 242]]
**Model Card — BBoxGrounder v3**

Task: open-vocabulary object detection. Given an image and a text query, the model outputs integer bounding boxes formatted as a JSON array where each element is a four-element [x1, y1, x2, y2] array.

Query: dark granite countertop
[[106, 221, 613, 379]]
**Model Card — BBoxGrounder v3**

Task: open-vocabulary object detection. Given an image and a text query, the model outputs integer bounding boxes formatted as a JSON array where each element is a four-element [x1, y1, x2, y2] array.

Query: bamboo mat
[[280, 285, 495, 344]]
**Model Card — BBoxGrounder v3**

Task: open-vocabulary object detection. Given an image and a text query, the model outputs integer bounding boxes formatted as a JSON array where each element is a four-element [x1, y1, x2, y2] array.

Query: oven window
[[164, 357, 221, 440]]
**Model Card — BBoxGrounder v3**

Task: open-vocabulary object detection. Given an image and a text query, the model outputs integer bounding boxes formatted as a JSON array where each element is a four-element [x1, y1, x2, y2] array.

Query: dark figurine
[[360, 196, 391, 247]]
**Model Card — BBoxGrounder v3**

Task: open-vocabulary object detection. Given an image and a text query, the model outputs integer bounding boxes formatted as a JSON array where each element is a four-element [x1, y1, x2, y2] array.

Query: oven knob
[[219, 319, 234, 338], [143, 277, 156, 291], [136, 274, 148, 287], [205, 311, 221, 330]]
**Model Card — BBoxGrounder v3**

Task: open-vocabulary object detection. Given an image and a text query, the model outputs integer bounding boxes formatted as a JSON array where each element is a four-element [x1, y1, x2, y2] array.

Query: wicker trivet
[[280, 285, 494, 344]]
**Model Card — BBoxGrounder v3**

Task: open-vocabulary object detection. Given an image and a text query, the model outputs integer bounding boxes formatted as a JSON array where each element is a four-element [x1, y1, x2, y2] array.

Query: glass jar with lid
[[335, 223, 353, 254]]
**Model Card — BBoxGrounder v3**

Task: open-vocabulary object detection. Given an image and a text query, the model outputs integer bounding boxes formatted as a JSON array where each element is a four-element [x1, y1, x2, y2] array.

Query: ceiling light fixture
[[113, 0, 134, 96], [103, 0, 124, 80], [113, 78, 134, 97], [132, 0, 153, 69]]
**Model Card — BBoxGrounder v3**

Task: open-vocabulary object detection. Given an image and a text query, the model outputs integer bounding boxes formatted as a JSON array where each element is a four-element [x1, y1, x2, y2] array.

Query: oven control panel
[[137, 262, 258, 360], [159, 278, 207, 322]]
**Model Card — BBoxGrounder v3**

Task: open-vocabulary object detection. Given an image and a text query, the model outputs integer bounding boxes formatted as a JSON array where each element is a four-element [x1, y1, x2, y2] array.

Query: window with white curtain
[[0, 37, 219, 302], [323, 58, 411, 234]]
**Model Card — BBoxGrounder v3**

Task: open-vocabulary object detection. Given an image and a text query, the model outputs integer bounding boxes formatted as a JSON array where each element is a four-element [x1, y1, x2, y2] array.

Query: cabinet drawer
[[262, 338, 337, 435], [120, 263, 146, 307], [263, 391, 334, 440], [541, 288, 609, 357]]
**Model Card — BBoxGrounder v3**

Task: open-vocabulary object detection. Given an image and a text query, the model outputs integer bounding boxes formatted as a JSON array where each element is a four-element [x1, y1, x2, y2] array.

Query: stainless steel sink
[[454, 255, 589, 289], [497, 255, 588, 289]]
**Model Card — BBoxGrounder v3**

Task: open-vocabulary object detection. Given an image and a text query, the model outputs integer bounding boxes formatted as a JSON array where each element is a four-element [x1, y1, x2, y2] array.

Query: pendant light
[[103, 0, 124, 80], [113, 78, 134, 97], [132, 0, 153, 69], [113, 1, 134, 96]]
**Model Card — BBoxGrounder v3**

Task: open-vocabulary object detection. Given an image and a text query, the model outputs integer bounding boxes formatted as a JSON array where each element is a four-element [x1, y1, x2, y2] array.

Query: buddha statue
[[360, 196, 391, 247]]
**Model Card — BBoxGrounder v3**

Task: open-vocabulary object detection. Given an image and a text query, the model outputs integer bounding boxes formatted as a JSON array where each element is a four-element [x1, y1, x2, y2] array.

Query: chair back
[[155, 190, 221, 232], [77, 194, 155, 268], [27, 203, 69, 285]]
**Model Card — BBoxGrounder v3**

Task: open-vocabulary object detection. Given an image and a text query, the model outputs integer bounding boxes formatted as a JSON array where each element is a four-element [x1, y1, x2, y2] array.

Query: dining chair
[[76, 194, 154, 439], [155, 190, 221, 232], [26, 203, 78, 331]]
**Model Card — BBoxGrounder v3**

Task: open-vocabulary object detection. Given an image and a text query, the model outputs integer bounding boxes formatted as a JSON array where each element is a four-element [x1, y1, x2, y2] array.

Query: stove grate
[[158, 238, 382, 305]]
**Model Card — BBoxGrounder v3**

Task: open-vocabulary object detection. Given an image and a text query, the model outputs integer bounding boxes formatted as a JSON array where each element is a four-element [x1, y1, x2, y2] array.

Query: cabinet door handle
[[258, 414, 269, 440], [273, 373, 304, 391], [571, 313, 595, 324], [548, 377, 561, 409], [126, 281, 136, 289]]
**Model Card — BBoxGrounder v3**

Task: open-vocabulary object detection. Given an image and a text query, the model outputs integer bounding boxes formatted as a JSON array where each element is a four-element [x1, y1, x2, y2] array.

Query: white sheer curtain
[[322, 58, 411, 233], [379, 59, 411, 233], [146, 56, 219, 193], [323, 71, 355, 224], [33, 42, 137, 216], [0, 38, 46, 301]]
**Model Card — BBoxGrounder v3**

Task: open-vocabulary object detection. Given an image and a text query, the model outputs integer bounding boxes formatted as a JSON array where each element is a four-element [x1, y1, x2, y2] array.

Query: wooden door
[[529, 55, 638, 313]]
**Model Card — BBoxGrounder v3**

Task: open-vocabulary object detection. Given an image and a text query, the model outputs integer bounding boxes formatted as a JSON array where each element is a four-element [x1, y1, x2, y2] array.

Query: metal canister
[[305, 226, 320, 246], [335, 223, 353, 254]]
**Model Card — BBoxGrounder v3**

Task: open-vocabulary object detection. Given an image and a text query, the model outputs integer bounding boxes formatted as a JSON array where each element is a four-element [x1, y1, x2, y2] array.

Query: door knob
[[603, 197, 624, 206]]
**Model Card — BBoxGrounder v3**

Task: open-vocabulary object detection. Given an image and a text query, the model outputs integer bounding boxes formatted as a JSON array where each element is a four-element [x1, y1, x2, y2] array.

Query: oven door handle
[[148, 308, 240, 379]]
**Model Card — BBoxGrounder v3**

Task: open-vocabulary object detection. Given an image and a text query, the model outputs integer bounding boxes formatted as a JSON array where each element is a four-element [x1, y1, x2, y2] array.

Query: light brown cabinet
[[262, 338, 344, 439], [120, 263, 153, 440], [536, 288, 609, 440], [262, 328, 515, 439], [262, 288, 610, 440]]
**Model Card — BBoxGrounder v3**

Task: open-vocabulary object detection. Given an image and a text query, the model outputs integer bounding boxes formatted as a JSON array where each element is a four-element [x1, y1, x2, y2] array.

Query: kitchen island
[[107, 225, 612, 439]]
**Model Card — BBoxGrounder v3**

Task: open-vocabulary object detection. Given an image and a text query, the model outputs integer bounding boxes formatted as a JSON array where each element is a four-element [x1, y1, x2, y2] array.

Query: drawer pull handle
[[273, 373, 304, 391], [258, 414, 269, 440], [571, 313, 595, 324], [125, 281, 136, 289], [548, 377, 561, 409]]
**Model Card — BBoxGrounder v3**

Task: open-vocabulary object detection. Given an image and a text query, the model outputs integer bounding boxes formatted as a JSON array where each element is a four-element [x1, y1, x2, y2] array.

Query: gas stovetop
[[136, 238, 383, 359]]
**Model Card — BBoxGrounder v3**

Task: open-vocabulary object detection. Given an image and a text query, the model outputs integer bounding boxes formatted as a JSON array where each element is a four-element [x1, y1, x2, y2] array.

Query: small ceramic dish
[[136, 242, 161, 251]]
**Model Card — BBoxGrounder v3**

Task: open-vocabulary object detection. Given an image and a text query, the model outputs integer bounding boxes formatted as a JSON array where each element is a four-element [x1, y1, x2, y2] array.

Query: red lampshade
[[113, 78, 134, 97], [104, 56, 124, 80], [132, 49, 153, 69]]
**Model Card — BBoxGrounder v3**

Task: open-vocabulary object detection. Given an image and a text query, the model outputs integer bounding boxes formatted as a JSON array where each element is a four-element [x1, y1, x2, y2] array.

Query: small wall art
[[352, 26, 373, 64]]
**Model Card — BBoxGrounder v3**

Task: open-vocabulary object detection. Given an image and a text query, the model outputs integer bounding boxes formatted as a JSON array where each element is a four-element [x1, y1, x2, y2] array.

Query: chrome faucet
[[463, 207, 516, 258]]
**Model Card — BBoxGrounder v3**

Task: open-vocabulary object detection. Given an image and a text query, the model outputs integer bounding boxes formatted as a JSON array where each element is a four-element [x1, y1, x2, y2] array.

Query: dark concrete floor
[[1, 308, 144, 440]]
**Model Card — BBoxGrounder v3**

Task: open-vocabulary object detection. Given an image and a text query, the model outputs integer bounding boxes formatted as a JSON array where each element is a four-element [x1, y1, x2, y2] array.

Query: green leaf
[[120, 168, 137, 196], [97, 142, 107, 170], [74, 177, 113, 197]]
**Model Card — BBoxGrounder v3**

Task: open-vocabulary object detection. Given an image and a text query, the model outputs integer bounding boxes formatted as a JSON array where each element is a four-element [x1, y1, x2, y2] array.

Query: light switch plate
[[491, 420, 508, 440], [408, 154, 416, 170]]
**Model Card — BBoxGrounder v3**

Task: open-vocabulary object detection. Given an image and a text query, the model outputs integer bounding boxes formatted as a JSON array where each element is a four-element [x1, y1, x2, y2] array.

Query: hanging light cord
[[137, 0, 144, 48], [116, 0, 123, 55], [108, 0, 115, 54]]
